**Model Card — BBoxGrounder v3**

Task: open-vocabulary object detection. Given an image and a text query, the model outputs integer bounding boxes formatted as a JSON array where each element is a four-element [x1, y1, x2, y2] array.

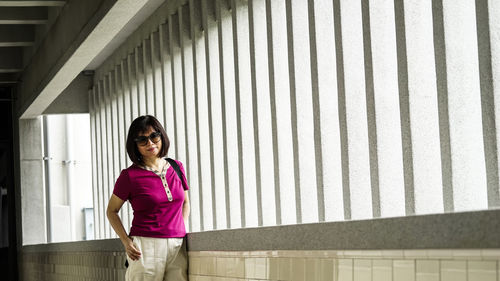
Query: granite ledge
[[187, 209, 500, 251], [21, 209, 500, 253]]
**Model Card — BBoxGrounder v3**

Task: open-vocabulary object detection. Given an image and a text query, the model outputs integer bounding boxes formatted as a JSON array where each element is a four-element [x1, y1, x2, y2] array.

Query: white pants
[[125, 236, 188, 281]]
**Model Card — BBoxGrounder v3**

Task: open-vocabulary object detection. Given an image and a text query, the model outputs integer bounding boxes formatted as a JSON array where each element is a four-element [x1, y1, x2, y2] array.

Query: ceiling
[[0, 0, 67, 84]]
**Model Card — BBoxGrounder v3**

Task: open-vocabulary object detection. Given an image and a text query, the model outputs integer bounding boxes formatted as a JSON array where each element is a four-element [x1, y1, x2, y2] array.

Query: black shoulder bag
[[165, 158, 188, 190]]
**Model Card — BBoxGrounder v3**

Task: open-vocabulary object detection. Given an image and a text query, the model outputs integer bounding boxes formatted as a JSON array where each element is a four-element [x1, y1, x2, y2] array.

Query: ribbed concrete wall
[[89, 0, 500, 238]]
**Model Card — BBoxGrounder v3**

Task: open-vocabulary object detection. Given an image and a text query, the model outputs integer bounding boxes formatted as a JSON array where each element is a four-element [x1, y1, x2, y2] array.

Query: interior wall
[[18, 209, 500, 281], [89, 0, 500, 240], [18, 248, 500, 281], [19, 117, 46, 246]]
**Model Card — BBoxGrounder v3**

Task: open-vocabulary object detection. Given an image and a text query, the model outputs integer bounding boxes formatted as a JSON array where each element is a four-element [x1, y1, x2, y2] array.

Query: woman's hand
[[123, 237, 141, 261], [106, 195, 141, 260]]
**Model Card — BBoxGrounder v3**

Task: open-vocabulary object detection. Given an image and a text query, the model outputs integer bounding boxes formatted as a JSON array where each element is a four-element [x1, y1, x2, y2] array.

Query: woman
[[107, 115, 190, 281]]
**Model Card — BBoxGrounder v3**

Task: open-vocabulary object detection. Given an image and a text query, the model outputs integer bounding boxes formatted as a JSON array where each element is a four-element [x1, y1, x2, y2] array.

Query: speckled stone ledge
[[21, 209, 500, 253], [187, 209, 500, 251], [22, 238, 124, 253]]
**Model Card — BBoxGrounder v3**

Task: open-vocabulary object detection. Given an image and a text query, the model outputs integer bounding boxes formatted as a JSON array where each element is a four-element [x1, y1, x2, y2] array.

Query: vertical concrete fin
[[332, 0, 351, 221], [361, 0, 380, 219], [432, 0, 454, 213], [265, 0, 282, 226], [394, 0, 415, 216], [476, 0, 500, 208]]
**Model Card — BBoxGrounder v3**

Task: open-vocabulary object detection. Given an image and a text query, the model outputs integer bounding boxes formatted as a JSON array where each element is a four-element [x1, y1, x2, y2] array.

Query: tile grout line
[[370, 258, 373, 281], [496, 260, 500, 281], [391, 259, 393, 281], [466, 260, 469, 281], [413, 259, 416, 281], [439, 259, 441, 281], [497, 260, 499, 281]]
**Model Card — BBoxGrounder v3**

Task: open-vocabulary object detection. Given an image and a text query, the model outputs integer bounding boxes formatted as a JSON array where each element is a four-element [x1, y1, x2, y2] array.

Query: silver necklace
[[141, 159, 173, 202]]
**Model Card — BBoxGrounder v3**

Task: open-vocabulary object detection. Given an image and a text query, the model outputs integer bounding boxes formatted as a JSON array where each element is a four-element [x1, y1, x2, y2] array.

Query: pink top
[[113, 159, 189, 238]]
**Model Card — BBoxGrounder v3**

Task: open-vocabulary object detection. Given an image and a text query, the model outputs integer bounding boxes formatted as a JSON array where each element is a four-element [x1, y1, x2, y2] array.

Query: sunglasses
[[134, 132, 162, 146]]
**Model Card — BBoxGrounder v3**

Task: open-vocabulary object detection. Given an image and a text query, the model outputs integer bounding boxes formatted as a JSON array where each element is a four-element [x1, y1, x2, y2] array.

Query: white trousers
[[125, 236, 188, 281]]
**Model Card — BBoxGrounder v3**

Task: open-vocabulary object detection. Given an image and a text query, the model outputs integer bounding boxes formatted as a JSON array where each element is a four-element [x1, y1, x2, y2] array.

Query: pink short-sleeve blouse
[[113, 159, 189, 238]]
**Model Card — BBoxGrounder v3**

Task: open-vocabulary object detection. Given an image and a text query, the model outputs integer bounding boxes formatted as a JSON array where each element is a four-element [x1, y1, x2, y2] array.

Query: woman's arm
[[183, 191, 190, 228], [106, 194, 141, 260]]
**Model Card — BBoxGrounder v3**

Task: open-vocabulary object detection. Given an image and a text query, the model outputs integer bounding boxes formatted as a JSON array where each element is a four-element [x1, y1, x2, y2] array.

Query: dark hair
[[126, 115, 169, 165]]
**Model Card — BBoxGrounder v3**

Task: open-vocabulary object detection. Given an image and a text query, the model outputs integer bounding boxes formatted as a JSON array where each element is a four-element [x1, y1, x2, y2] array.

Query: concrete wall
[[17, 0, 169, 118], [17, 0, 113, 117], [21, 250, 126, 281], [12, 0, 500, 279], [188, 250, 500, 281], [19, 117, 46, 245], [89, 0, 500, 239], [18, 114, 93, 245], [18, 210, 500, 281], [19, 249, 500, 281], [43, 74, 92, 114]]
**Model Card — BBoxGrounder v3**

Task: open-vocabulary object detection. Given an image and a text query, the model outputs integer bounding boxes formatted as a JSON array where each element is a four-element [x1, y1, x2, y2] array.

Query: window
[[43, 114, 93, 242]]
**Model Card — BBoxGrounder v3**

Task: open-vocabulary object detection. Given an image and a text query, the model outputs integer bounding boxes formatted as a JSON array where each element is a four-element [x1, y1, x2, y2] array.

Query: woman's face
[[136, 126, 162, 160]]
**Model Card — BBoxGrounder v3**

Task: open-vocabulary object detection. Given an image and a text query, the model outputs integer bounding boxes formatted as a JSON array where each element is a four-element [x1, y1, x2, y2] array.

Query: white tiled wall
[[21, 251, 127, 281], [188, 249, 500, 281], [20, 248, 500, 281], [415, 260, 439, 281]]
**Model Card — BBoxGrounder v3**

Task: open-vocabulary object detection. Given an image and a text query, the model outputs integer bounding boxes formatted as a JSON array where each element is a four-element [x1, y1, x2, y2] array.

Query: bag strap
[[166, 158, 188, 190]]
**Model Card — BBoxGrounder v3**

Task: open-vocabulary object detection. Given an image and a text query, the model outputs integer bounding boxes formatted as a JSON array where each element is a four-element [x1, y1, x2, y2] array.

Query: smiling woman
[[106, 115, 190, 281]]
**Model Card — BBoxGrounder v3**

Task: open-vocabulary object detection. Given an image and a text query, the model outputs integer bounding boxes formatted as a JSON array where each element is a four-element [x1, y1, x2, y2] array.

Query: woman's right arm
[[106, 194, 141, 260]]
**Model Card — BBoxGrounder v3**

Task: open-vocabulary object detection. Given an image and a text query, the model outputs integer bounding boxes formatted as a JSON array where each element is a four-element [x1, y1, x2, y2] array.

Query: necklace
[[142, 158, 165, 173], [140, 158, 173, 202]]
